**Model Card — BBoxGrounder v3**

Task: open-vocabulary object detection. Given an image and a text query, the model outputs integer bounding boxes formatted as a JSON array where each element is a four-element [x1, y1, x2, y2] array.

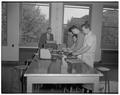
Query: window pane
[[101, 27, 118, 49], [63, 5, 90, 47], [20, 3, 49, 47], [103, 9, 118, 27], [2, 3, 7, 46], [102, 8, 118, 50]]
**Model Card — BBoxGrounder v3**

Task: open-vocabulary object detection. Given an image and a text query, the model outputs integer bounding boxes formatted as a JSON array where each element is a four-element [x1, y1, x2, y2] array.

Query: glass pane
[[101, 27, 118, 50], [102, 8, 118, 50], [2, 3, 7, 46], [20, 3, 49, 47], [63, 5, 90, 47], [64, 5, 89, 24], [103, 8, 118, 27]]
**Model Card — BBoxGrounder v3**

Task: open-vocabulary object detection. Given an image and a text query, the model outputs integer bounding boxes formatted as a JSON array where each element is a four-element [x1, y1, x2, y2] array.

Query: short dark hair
[[81, 21, 91, 30], [47, 27, 51, 30], [68, 25, 78, 33], [72, 34, 78, 38]]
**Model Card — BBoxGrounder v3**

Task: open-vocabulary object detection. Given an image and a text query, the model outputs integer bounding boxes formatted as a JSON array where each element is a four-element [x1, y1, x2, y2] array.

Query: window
[[63, 5, 90, 47], [101, 7, 118, 50], [2, 3, 7, 46], [20, 3, 50, 47]]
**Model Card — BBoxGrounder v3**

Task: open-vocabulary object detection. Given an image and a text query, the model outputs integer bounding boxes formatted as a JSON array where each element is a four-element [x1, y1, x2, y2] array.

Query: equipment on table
[[61, 55, 68, 74], [44, 41, 57, 49], [39, 48, 51, 59]]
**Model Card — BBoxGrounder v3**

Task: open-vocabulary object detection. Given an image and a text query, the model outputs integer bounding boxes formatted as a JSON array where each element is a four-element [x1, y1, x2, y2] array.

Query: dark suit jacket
[[38, 32, 54, 48]]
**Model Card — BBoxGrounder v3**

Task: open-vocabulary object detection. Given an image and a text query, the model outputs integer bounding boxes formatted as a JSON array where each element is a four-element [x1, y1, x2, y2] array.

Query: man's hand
[[62, 48, 72, 53], [67, 48, 72, 53], [62, 48, 67, 52], [72, 45, 90, 56], [72, 51, 80, 56]]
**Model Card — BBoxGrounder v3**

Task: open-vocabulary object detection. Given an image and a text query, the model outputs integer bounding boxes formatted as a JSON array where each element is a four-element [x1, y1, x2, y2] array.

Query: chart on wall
[[101, 27, 118, 50], [2, 3, 7, 46], [101, 9, 118, 50]]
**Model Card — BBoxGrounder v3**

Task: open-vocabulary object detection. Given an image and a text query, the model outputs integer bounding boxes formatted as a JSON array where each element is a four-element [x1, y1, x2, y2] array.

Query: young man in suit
[[38, 27, 54, 48]]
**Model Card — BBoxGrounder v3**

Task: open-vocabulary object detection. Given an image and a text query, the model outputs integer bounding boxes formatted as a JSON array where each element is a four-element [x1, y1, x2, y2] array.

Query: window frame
[[63, 4, 92, 25], [19, 3, 51, 48], [63, 3, 92, 46]]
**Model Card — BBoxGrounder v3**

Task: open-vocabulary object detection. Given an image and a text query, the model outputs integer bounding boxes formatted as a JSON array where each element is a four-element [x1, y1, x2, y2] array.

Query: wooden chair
[[13, 59, 32, 92]]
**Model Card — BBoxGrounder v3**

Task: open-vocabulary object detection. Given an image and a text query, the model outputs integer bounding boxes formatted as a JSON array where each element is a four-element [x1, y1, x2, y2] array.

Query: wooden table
[[24, 55, 103, 93]]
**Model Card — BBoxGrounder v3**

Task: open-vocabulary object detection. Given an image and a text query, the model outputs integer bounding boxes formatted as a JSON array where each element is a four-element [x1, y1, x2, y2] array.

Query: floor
[[96, 64, 118, 93], [2, 62, 118, 93], [2, 64, 21, 93]]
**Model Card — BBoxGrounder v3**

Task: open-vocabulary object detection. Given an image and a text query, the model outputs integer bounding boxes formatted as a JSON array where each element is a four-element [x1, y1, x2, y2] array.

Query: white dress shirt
[[81, 31, 97, 68]]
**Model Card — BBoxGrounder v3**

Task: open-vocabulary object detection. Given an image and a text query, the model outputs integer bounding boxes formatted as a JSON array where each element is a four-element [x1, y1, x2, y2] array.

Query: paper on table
[[46, 41, 56, 43], [61, 55, 68, 74]]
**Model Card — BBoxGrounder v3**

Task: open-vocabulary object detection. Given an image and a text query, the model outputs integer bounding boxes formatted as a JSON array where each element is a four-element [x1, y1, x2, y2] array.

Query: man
[[38, 27, 54, 48], [72, 23, 96, 68], [69, 23, 97, 93]]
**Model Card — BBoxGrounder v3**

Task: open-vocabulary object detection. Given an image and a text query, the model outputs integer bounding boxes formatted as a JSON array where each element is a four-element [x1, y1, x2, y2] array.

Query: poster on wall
[[101, 27, 118, 50], [2, 3, 7, 46]]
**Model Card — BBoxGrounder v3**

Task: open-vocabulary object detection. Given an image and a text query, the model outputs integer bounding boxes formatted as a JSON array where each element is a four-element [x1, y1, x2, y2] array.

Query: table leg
[[27, 77, 32, 93], [107, 80, 110, 93], [93, 82, 99, 93]]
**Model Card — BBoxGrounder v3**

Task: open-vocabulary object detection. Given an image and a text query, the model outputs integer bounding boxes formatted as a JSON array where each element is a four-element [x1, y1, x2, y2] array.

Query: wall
[[2, 3, 19, 61], [51, 3, 63, 44], [101, 50, 118, 64], [19, 48, 37, 63]]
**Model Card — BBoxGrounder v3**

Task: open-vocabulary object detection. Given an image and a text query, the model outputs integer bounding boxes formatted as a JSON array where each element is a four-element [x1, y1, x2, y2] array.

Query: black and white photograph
[[1, 1, 118, 94]]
